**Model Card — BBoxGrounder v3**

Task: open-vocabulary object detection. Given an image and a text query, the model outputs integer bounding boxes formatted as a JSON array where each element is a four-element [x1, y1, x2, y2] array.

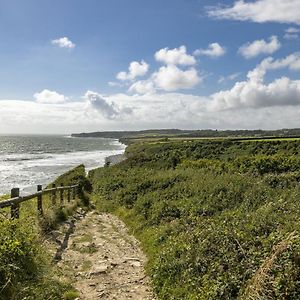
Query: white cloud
[[129, 80, 155, 94], [129, 65, 201, 94], [286, 27, 300, 34], [2, 52, 300, 134], [209, 53, 300, 110], [51, 37, 76, 49], [116, 60, 149, 81], [247, 53, 300, 83], [284, 27, 300, 40], [218, 73, 241, 84], [108, 81, 124, 88], [155, 46, 196, 66], [2, 89, 300, 134], [152, 65, 201, 92], [84, 91, 119, 119], [207, 0, 300, 25], [238, 36, 281, 59], [127, 46, 201, 94], [210, 77, 300, 111], [34, 89, 67, 104], [194, 43, 226, 58]]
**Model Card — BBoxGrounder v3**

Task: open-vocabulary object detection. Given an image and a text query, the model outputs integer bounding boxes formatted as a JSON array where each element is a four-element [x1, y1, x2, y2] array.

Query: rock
[[110, 261, 119, 267], [97, 291, 106, 298], [131, 261, 142, 267], [124, 257, 140, 261], [90, 265, 109, 276]]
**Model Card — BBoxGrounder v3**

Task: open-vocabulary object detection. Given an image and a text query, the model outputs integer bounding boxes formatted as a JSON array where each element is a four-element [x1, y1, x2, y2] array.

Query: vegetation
[[89, 138, 300, 299], [71, 128, 300, 142], [0, 165, 90, 300]]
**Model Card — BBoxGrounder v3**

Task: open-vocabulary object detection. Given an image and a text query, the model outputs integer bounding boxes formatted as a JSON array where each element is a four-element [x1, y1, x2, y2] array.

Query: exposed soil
[[48, 209, 156, 300]]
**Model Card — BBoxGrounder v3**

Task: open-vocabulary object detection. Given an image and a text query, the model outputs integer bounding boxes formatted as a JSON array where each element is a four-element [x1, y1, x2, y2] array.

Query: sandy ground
[[49, 209, 156, 300]]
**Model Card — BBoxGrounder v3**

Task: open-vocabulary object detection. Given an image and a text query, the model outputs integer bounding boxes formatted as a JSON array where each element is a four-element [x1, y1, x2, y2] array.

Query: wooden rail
[[0, 184, 80, 219]]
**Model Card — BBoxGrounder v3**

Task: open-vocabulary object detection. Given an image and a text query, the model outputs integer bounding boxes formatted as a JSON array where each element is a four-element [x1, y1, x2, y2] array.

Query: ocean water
[[0, 135, 125, 195]]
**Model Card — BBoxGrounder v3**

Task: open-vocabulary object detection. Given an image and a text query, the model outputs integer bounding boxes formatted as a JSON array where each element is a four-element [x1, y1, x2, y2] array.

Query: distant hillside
[[71, 129, 188, 139], [71, 128, 300, 140]]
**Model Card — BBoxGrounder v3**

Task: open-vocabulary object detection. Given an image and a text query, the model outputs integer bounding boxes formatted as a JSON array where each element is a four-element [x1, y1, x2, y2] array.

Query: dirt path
[[49, 209, 156, 300]]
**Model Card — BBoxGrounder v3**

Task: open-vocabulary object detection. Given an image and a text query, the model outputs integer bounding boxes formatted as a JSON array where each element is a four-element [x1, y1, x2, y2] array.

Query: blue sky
[[0, 0, 300, 133]]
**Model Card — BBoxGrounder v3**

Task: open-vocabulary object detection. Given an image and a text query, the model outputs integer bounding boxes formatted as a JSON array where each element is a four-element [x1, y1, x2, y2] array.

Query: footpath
[[48, 209, 156, 300]]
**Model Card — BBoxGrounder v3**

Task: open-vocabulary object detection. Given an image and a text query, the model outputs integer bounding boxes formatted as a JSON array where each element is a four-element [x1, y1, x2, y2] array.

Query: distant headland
[[71, 128, 300, 141]]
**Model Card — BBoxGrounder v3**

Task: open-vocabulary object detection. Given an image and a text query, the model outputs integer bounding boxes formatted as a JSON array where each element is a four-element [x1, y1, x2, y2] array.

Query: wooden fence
[[0, 183, 79, 219]]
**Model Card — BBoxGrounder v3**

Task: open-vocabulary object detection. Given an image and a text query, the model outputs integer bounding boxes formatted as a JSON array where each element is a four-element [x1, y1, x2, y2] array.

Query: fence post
[[11, 188, 20, 219], [72, 184, 76, 200], [60, 183, 64, 206], [67, 186, 71, 203], [52, 183, 56, 206], [37, 185, 43, 215], [77, 184, 81, 197]]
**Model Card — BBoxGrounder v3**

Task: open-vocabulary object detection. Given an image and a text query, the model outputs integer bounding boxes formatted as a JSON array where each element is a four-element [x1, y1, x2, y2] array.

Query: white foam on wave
[[0, 142, 126, 195]]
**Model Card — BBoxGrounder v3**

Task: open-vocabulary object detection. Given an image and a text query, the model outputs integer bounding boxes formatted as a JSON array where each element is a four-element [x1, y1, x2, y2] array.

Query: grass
[[63, 290, 80, 300], [124, 135, 300, 146], [80, 260, 93, 272], [90, 138, 300, 300], [74, 233, 93, 244]]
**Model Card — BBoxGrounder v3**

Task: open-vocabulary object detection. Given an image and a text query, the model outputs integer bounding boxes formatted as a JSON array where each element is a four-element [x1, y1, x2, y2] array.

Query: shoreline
[[0, 137, 126, 196], [104, 153, 127, 166]]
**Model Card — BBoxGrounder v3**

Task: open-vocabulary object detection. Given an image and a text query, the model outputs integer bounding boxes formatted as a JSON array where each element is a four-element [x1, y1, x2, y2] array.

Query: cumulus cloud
[[210, 77, 300, 111], [247, 53, 300, 83], [194, 43, 226, 58], [2, 90, 300, 134], [284, 27, 300, 40], [116, 60, 149, 81], [126, 46, 201, 94], [209, 53, 300, 110], [238, 36, 281, 59], [152, 65, 201, 92], [129, 80, 155, 94], [84, 91, 119, 119], [207, 0, 300, 25], [155, 46, 196, 66], [34, 89, 67, 104], [51, 37, 76, 49], [3, 51, 300, 134], [129, 65, 201, 94]]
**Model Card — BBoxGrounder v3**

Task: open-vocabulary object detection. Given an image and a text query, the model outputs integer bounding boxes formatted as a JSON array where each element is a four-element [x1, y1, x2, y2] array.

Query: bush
[[90, 138, 300, 299]]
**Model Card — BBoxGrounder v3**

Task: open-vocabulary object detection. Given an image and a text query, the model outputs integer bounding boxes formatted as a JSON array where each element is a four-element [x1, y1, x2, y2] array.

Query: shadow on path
[[52, 209, 87, 262]]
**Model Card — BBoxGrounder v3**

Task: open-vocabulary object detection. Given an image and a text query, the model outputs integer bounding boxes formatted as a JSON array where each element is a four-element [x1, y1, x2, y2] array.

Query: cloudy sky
[[0, 0, 300, 134]]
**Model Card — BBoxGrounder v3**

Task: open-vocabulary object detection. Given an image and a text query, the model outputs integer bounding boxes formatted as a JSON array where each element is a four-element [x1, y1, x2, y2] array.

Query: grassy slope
[[90, 139, 300, 299], [0, 165, 88, 300]]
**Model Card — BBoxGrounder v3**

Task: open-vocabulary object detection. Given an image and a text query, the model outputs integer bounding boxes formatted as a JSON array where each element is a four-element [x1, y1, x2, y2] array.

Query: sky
[[0, 0, 300, 134]]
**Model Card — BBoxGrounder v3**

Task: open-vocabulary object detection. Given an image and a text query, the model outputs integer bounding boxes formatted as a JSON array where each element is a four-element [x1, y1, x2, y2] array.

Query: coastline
[[0, 137, 126, 196], [104, 153, 127, 166]]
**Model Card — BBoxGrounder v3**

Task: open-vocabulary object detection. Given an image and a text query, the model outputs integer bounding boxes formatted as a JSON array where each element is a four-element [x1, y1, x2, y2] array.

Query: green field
[[90, 138, 300, 299]]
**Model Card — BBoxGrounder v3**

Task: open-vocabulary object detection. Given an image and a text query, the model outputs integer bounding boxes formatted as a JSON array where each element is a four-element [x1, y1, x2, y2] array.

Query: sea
[[0, 135, 126, 195]]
